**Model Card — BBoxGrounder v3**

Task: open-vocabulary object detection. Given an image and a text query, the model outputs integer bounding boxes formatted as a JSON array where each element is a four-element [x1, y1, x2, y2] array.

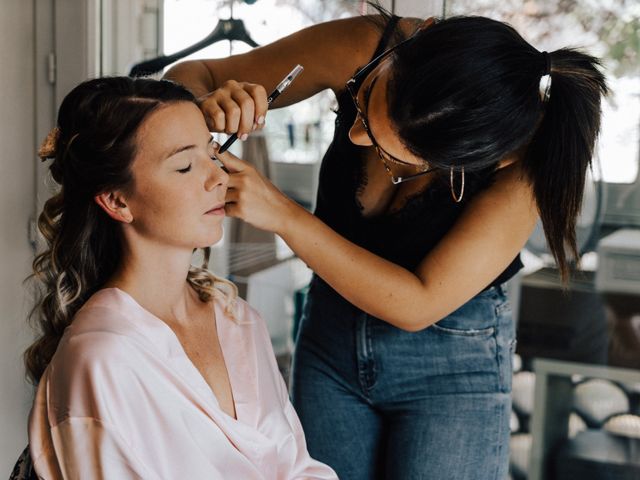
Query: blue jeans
[[291, 277, 516, 480]]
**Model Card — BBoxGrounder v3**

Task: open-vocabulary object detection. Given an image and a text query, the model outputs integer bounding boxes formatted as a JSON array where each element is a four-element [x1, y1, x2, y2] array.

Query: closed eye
[[177, 164, 192, 174]]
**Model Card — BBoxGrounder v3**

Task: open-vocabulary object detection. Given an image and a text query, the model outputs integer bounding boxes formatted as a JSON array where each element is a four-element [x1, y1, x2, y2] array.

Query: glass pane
[[163, 0, 358, 157]]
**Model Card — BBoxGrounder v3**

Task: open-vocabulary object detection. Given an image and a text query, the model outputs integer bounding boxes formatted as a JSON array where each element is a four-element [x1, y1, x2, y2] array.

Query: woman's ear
[[94, 191, 133, 223]]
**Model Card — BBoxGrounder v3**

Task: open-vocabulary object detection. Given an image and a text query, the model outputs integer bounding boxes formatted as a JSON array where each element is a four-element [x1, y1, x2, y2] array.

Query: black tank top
[[313, 16, 522, 291]]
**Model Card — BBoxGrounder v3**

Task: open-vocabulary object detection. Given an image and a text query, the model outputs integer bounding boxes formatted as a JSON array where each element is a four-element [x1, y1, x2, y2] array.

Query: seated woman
[[25, 76, 337, 479]]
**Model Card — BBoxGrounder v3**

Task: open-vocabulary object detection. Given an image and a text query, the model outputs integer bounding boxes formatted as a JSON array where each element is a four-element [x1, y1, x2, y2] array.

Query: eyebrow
[[165, 135, 214, 160]]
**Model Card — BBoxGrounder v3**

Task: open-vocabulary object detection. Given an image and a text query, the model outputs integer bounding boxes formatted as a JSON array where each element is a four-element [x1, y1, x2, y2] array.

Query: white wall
[[0, 1, 158, 472], [101, 0, 161, 76], [0, 0, 38, 473]]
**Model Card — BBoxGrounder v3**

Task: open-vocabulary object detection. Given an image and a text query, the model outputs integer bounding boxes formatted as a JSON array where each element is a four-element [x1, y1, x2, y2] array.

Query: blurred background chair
[[8, 447, 36, 480]]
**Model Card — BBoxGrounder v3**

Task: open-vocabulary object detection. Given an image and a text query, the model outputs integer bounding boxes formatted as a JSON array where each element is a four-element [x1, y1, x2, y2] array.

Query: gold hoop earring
[[450, 167, 465, 203]]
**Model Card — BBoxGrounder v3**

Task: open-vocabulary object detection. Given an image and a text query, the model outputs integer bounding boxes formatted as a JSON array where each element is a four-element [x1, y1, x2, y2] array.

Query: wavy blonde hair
[[25, 77, 237, 384]]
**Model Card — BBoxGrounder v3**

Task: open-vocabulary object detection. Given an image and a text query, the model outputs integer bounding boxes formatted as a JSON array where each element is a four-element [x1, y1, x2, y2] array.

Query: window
[[163, 0, 359, 164]]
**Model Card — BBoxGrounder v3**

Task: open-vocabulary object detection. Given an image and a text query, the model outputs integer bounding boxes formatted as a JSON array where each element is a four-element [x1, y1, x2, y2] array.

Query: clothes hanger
[[129, 0, 259, 77]]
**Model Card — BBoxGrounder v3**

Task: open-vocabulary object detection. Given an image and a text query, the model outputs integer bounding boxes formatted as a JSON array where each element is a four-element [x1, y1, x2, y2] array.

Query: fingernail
[[240, 133, 249, 141], [257, 115, 265, 125], [252, 122, 258, 131]]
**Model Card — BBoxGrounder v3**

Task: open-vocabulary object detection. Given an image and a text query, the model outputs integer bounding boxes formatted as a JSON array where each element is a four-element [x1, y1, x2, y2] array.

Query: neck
[[104, 237, 202, 325]]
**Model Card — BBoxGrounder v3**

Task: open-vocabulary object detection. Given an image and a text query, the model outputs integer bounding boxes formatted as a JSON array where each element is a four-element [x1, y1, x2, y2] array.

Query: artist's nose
[[348, 117, 373, 147]]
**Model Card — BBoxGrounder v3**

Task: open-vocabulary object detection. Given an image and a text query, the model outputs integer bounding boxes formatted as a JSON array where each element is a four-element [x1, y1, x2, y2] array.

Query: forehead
[[135, 101, 207, 160], [364, 62, 422, 164]]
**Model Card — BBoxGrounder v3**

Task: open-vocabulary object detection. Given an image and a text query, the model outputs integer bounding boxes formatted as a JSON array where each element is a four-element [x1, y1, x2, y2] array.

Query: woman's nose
[[348, 118, 373, 147], [205, 160, 229, 192]]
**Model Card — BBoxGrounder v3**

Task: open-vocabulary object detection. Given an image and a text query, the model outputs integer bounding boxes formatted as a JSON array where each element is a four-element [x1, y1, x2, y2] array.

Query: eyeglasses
[[346, 36, 437, 185]]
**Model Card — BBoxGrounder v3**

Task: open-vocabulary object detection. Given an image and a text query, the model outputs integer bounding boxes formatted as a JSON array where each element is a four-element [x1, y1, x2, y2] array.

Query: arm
[[220, 152, 538, 332], [28, 339, 161, 480], [163, 16, 420, 135], [44, 417, 159, 480], [165, 16, 379, 105], [163, 16, 381, 135]]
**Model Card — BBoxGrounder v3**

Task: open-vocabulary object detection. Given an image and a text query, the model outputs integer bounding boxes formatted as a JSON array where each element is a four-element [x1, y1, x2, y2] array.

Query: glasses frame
[[346, 37, 437, 185]]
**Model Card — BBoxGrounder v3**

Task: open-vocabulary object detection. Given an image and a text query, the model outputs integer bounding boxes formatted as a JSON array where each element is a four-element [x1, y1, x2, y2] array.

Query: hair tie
[[539, 51, 552, 103]]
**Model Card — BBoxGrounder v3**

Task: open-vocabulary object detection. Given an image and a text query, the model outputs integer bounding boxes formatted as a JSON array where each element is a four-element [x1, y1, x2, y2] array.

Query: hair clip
[[38, 126, 60, 161]]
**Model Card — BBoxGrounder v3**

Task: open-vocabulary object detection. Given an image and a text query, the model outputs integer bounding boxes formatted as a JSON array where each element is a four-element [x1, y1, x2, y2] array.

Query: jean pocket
[[430, 323, 495, 336], [430, 294, 499, 336]]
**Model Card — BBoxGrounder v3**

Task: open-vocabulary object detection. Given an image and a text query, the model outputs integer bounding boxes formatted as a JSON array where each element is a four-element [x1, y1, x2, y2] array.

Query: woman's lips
[[205, 204, 225, 215]]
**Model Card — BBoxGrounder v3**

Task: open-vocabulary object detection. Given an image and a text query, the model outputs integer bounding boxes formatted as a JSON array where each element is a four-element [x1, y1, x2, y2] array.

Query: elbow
[[397, 323, 424, 333], [391, 313, 439, 333], [370, 283, 443, 332], [397, 322, 433, 333]]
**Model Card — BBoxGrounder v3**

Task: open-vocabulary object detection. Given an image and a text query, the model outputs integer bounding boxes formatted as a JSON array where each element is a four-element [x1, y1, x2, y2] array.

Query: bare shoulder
[[244, 15, 401, 88], [473, 160, 538, 221], [281, 15, 394, 92], [317, 15, 427, 89], [397, 16, 425, 37]]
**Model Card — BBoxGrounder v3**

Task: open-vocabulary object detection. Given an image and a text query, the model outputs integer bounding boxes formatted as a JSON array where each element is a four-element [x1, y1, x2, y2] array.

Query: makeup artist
[[164, 10, 607, 479]]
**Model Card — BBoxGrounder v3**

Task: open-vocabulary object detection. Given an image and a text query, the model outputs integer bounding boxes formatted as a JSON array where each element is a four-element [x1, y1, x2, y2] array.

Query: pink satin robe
[[28, 288, 338, 479]]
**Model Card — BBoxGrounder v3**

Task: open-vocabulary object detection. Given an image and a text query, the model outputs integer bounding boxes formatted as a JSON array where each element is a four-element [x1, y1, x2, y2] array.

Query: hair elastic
[[539, 51, 552, 103]]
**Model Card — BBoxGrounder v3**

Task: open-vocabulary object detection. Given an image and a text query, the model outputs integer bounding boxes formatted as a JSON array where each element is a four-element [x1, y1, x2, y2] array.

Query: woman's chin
[[196, 230, 224, 249]]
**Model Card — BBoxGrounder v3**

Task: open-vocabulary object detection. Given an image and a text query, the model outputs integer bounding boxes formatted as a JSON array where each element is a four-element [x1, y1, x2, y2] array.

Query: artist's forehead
[[363, 60, 422, 164]]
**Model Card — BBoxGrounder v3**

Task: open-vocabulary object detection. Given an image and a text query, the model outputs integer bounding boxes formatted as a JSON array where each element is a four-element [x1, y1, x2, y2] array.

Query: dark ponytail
[[387, 16, 608, 283], [523, 49, 608, 281]]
